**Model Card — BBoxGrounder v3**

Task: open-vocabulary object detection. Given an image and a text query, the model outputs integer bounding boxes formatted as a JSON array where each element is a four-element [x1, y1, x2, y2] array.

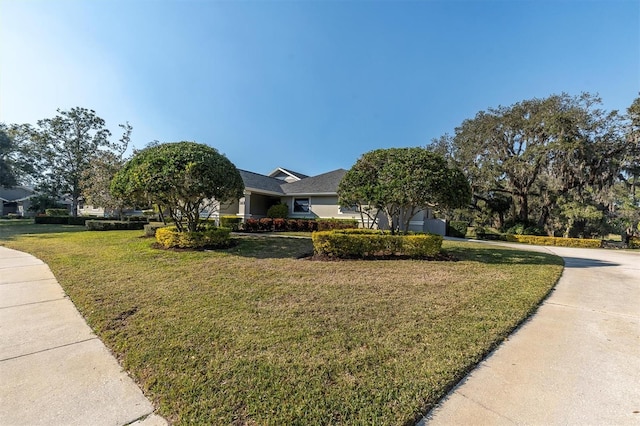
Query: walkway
[[422, 243, 640, 425], [0, 246, 166, 426]]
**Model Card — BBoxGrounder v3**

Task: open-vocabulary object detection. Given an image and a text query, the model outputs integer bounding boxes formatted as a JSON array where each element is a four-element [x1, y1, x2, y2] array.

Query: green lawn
[[1, 221, 563, 425]]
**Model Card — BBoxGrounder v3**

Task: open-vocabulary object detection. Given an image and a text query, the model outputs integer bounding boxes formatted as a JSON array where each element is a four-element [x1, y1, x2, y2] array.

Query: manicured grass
[[2, 225, 563, 425]]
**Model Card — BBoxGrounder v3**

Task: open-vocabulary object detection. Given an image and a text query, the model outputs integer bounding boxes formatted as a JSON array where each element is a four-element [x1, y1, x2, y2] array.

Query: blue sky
[[1, 0, 638, 176]]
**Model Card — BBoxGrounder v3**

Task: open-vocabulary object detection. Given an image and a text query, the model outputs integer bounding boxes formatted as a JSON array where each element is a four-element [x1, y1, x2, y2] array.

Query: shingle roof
[[238, 168, 347, 195], [238, 170, 285, 194], [281, 169, 347, 194], [0, 186, 36, 202]]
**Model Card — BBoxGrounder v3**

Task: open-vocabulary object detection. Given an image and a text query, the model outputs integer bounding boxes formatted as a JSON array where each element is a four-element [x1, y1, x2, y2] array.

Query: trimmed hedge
[[220, 216, 242, 229], [35, 216, 70, 225], [447, 221, 468, 238], [155, 226, 232, 249], [506, 235, 603, 248], [312, 229, 443, 259], [45, 208, 69, 216], [317, 218, 359, 231], [86, 220, 146, 231], [144, 223, 167, 237]]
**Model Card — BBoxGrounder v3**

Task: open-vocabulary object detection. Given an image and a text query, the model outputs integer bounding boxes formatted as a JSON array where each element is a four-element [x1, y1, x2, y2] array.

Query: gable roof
[[238, 170, 285, 195], [0, 186, 36, 202], [267, 167, 309, 181], [238, 168, 347, 196]]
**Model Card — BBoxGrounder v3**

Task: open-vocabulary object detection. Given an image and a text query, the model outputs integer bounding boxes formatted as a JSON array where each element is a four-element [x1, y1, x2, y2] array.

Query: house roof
[[238, 168, 347, 196], [281, 169, 347, 195], [267, 167, 309, 181], [238, 170, 286, 194], [0, 186, 36, 202]]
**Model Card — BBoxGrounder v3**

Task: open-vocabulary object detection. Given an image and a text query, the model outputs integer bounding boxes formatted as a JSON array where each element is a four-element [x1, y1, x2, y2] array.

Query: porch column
[[238, 191, 251, 220]]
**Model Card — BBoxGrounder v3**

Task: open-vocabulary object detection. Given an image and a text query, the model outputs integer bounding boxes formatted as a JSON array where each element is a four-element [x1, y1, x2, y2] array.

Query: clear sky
[[1, 0, 638, 176]]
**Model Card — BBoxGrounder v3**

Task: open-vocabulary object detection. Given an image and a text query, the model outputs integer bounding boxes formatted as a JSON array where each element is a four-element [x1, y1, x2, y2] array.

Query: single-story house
[[0, 186, 37, 217], [211, 167, 446, 235]]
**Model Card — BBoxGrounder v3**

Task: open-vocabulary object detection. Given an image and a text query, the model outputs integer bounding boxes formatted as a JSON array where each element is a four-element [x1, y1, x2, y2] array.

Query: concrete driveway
[[422, 244, 640, 425]]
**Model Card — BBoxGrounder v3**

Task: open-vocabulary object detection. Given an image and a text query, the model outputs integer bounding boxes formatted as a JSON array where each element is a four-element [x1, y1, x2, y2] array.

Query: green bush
[[505, 235, 602, 248], [45, 208, 69, 216], [126, 216, 149, 222], [447, 221, 468, 238], [35, 216, 69, 225], [312, 230, 442, 258], [6, 213, 22, 219], [155, 226, 232, 249], [266, 203, 288, 219], [316, 218, 359, 231], [220, 215, 242, 230], [144, 223, 167, 237], [629, 237, 640, 249], [85, 220, 146, 231]]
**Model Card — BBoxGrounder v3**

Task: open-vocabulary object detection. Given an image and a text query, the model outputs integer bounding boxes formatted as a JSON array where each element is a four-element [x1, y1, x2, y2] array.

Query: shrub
[[504, 221, 544, 236], [312, 229, 442, 259], [155, 226, 232, 249], [85, 220, 146, 231], [67, 216, 91, 226], [273, 218, 287, 231], [258, 218, 273, 231], [447, 221, 468, 238], [266, 203, 288, 219], [35, 216, 69, 225], [317, 218, 359, 231], [6, 213, 22, 219], [505, 235, 602, 248], [286, 219, 299, 231], [244, 218, 259, 232], [126, 216, 149, 222], [45, 208, 69, 216], [629, 237, 640, 249], [220, 216, 242, 230], [144, 223, 167, 237]]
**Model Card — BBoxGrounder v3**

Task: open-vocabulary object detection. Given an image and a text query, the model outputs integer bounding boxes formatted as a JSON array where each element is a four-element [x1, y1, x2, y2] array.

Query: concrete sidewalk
[[0, 246, 166, 426], [422, 243, 640, 425]]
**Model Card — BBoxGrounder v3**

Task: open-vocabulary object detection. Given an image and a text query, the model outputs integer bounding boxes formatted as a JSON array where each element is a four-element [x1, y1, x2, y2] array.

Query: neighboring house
[[0, 186, 37, 217]]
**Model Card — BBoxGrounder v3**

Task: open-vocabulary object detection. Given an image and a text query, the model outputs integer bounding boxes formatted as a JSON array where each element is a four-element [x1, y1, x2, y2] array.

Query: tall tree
[[0, 123, 37, 187], [441, 93, 627, 234], [80, 123, 132, 217], [338, 148, 471, 233], [111, 141, 244, 232], [27, 108, 129, 216]]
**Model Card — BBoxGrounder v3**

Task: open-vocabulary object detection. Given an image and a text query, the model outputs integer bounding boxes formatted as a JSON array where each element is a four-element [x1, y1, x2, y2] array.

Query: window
[[339, 204, 359, 213], [293, 198, 310, 213]]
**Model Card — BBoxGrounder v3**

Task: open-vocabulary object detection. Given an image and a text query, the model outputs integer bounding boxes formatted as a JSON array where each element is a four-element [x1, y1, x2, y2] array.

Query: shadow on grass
[[445, 245, 564, 266], [222, 235, 314, 259], [0, 220, 86, 242]]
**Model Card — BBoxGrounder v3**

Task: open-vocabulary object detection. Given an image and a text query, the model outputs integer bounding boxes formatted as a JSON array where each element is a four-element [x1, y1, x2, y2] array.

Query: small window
[[339, 205, 359, 213], [293, 198, 309, 213]]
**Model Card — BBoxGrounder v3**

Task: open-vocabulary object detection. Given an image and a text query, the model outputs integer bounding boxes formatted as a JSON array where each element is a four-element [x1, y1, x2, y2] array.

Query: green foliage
[[505, 234, 602, 248], [440, 93, 631, 234], [312, 229, 443, 258], [45, 208, 69, 216], [35, 216, 69, 225], [85, 220, 145, 231], [504, 221, 545, 236], [629, 237, 640, 249], [220, 215, 242, 230], [28, 195, 65, 214], [25, 108, 130, 216], [155, 226, 231, 249], [0, 123, 37, 187], [447, 221, 468, 238], [316, 218, 359, 231], [144, 223, 166, 237], [111, 141, 244, 233], [339, 147, 471, 233], [266, 203, 288, 218]]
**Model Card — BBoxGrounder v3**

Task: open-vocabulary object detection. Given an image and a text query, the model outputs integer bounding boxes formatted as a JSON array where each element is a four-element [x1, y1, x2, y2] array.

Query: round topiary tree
[[111, 141, 244, 233]]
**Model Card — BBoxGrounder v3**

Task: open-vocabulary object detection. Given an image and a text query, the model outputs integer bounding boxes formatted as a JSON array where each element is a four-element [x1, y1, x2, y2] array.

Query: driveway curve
[[422, 243, 640, 425]]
